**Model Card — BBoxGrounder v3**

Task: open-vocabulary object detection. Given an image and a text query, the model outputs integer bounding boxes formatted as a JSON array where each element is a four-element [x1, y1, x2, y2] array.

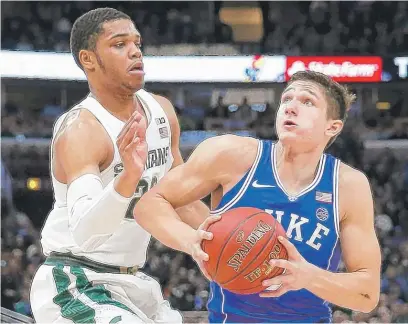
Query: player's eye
[[281, 97, 292, 104], [304, 99, 314, 106], [114, 42, 125, 48]]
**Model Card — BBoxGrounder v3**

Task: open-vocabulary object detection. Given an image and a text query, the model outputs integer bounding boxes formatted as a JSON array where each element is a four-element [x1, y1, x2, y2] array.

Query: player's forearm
[[306, 265, 380, 313], [135, 193, 197, 254], [68, 173, 137, 251], [176, 200, 210, 229], [113, 169, 142, 197]]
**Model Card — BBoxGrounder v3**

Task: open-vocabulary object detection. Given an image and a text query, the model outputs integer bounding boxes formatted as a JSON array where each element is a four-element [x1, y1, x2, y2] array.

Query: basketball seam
[[212, 211, 267, 279], [220, 219, 277, 285]]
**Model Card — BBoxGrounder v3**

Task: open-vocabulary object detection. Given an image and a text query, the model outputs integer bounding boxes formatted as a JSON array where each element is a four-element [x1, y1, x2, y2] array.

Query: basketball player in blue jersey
[[135, 70, 382, 323]]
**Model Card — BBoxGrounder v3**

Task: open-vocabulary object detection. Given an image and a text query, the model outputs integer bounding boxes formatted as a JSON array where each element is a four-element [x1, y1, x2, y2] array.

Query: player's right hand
[[191, 214, 222, 281], [116, 111, 148, 181]]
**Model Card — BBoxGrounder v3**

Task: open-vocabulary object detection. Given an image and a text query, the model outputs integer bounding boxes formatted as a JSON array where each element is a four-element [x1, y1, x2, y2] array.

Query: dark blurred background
[[1, 1, 408, 323]]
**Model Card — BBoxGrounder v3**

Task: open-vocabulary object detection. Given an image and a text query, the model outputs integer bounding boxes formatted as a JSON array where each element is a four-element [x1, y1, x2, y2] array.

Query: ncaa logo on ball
[[316, 208, 329, 221]]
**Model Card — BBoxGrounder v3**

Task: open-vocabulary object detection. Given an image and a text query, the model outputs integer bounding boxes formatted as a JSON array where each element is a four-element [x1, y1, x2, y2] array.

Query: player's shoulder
[[150, 93, 172, 108], [148, 92, 179, 126], [146, 92, 174, 115], [198, 134, 259, 165], [338, 162, 371, 190], [338, 161, 373, 213], [53, 107, 107, 150], [187, 135, 259, 179], [204, 134, 258, 149], [55, 108, 102, 137], [337, 162, 374, 223]]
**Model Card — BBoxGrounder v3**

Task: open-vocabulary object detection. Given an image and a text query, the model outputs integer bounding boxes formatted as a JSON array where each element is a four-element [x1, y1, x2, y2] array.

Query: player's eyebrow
[[303, 88, 319, 99], [282, 86, 319, 99], [109, 33, 141, 40], [282, 87, 294, 95]]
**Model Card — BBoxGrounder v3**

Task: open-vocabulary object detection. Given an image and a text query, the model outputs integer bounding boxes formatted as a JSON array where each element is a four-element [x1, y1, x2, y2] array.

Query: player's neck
[[89, 84, 140, 121], [275, 141, 324, 191]]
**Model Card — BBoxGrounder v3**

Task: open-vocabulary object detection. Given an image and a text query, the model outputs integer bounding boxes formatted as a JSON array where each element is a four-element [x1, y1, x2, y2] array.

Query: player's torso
[[41, 90, 174, 267], [208, 140, 341, 323]]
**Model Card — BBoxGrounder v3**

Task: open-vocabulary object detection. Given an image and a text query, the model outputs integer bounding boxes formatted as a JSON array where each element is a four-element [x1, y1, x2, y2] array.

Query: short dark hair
[[70, 8, 131, 70], [285, 70, 356, 147]]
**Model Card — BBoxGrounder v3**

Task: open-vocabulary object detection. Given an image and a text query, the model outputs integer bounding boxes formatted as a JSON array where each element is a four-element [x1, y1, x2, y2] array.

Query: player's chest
[[107, 122, 172, 181], [266, 205, 336, 252], [241, 192, 337, 253]]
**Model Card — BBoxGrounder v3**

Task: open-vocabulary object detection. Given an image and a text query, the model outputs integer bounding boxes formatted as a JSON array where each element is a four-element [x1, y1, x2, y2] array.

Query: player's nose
[[284, 101, 298, 116], [129, 43, 142, 59]]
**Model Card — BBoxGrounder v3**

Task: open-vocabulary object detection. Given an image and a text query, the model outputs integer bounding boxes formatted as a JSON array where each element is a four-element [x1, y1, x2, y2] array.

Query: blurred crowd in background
[[1, 1, 408, 323], [2, 1, 408, 55]]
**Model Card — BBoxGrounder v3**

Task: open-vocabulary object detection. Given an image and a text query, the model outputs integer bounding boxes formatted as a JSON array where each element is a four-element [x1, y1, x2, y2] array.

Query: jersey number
[[125, 175, 158, 219]]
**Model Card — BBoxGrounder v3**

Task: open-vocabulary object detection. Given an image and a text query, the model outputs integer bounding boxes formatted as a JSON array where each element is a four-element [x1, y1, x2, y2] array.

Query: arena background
[[1, 1, 408, 323]]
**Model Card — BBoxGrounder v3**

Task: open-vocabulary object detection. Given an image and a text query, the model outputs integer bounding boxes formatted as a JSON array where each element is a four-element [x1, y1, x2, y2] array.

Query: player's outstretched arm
[[261, 165, 381, 313], [154, 94, 210, 229], [55, 109, 147, 251], [134, 135, 256, 255]]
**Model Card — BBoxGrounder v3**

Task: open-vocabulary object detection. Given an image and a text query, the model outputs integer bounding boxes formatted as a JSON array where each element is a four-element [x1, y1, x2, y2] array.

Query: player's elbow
[[359, 299, 379, 314], [358, 289, 380, 313], [134, 190, 163, 224]]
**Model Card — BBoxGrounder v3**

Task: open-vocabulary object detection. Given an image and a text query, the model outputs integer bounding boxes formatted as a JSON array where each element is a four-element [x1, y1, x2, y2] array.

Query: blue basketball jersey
[[207, 140, 342, 323]]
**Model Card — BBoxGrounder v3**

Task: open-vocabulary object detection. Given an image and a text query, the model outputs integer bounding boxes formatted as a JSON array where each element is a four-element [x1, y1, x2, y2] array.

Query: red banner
[[285, 56, 383, 83]]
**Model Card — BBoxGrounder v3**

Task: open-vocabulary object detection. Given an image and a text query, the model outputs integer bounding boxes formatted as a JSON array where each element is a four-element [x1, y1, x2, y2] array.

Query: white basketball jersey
[[40, 90, 174, 267]]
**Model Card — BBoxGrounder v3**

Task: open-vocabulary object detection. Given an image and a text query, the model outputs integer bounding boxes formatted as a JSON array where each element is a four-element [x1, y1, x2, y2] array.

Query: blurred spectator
[[389, 121, 408, 139], [233, 97, 258, 127], [1, 1, 407, 55], [1, 159, 14, 209], [40, 97, 64, 120]]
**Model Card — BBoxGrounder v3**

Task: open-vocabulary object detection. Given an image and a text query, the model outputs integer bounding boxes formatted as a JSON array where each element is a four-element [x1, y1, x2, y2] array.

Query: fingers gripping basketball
[[201, 207, 288, 294]]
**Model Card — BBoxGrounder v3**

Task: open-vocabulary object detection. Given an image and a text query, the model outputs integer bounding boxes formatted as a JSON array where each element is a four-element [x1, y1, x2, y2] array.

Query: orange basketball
[[201, 207, 288, 295]]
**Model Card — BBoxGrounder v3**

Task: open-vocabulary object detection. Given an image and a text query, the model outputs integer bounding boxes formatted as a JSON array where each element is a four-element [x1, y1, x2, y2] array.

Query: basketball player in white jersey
[[29, 8, 210, 323], [135, 71, 382, 319]]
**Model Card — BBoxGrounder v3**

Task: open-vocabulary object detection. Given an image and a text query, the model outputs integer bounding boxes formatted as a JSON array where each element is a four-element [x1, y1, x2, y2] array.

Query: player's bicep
[[150, 159, 219, 210], [54, 111, 108, 185], [147, 138, 225, 208], [339, 172, 381, 276]]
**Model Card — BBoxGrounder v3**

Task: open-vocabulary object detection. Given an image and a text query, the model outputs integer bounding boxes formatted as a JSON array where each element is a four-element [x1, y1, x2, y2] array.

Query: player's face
[[275, 80, 343, 148], [94, 19, 144, 91]]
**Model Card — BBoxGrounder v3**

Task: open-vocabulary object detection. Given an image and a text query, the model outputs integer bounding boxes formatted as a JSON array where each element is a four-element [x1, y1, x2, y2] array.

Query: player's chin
[[126, 76, 145, 91], [278, 130, 299, 142]]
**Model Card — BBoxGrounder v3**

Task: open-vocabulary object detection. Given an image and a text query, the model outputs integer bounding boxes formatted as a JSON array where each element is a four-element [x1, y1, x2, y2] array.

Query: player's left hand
[[259, 236, 316, 298], [191, 214, 222, 281]]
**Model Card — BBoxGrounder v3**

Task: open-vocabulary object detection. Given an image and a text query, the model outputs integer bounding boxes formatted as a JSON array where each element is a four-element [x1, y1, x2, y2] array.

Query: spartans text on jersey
[[114, 147, 170, 176]]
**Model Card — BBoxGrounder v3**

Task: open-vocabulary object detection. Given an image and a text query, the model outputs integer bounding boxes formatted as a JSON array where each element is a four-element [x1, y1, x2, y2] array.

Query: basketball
[[201, 207, 288, 295]]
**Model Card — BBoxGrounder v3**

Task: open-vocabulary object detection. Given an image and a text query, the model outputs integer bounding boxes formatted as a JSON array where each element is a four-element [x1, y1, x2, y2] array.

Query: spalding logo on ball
[[201, 207, 288, 295]]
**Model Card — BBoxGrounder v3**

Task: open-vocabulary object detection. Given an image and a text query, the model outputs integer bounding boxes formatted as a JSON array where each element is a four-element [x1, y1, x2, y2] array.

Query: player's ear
[[325, 119, 343, 138], [79, 49, 96, 72]]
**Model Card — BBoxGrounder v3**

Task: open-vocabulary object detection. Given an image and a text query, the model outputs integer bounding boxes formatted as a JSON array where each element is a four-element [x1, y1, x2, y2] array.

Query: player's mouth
[[283, 120, 297, 129], [128, 61, 145, 75]]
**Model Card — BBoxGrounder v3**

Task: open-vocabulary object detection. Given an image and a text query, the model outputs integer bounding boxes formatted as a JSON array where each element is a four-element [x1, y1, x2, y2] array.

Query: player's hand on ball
[[191, 214, 222, 281], [260, 236, 315, 298], [116, 111, 148, 180]]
